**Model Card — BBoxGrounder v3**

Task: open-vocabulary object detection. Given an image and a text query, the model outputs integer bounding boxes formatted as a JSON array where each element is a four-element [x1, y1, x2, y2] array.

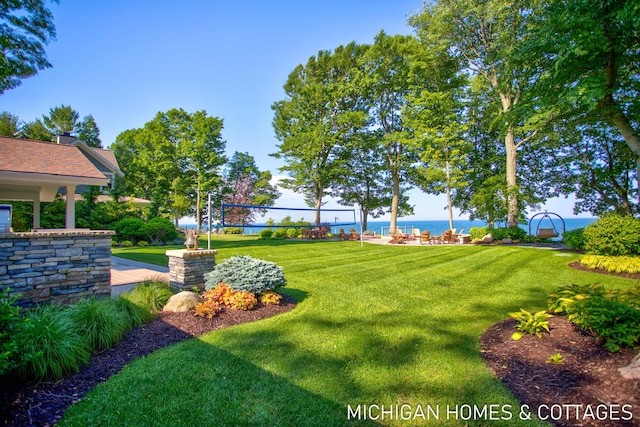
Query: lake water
[[188, 216, 595, 237], [361, 217, 595, 237]]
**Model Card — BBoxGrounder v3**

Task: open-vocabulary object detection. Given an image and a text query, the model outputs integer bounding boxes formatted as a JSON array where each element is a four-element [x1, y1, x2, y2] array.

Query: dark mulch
[[481, 261, 640, 427], [0, 294, 296, 427]]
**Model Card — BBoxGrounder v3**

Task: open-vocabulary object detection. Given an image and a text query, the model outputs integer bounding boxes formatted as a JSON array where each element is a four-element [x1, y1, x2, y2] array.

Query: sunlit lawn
[[60, 237, 636, 426]]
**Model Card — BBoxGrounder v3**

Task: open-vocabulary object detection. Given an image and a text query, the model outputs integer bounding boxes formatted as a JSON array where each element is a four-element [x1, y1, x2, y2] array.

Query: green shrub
[[224, 227, 243, 234], [140, 217, 179, 244], [15, 305, 90, 381], [204, 255, 287, 294], [113, 217, 145, 243], [579, 254, 640, 274], [503, 226, 527, 241], [563, 228, 586, 250], [121, 240, 133, 247], [547, 283, 608, 314], [259, 228, 273, 239], [584, 214, 640, 256], [272, 228, 288, 239], [286, 228, 299, 238], [469, 226, 490, 240], [566, 297, 640, 352], [137, 240, 149, 247], [508, 309, 552, 338], [0, 292, 24, 375], [123, 280, 174, 312], [67, 297, 131, 353]]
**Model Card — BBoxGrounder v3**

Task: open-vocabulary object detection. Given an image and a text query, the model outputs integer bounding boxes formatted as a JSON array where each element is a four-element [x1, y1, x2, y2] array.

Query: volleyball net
[[221, 203, 356, 228]]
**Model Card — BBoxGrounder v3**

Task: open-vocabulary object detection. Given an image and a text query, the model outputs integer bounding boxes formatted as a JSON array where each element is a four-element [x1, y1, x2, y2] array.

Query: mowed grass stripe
[[80, 237, 636, 426]]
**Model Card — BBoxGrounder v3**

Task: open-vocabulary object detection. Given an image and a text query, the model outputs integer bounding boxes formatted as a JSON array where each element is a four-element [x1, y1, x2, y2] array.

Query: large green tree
[[112, 108, 226, 227], [519, 0, 640, 206], [411, 0, 542, 227], [272, 42, 368, 225], [331, 132, 396, 231], [401, 30, 468, 230], [362, 31, 423, 229], [0, 0, 57, 94], [42, 104, 102, 147]]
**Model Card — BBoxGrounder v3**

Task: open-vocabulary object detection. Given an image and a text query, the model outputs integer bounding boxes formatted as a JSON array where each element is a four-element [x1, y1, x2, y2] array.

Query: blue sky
[[0, 0, 586, 222]]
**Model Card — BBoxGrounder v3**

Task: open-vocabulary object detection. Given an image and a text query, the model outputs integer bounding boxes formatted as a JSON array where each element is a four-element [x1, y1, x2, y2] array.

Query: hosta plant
[[547, 283, 607, 314], [509, 309, 553, 338]]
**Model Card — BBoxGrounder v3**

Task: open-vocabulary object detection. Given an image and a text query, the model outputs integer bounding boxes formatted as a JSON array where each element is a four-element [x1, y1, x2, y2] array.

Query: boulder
[[163, 291, 203, 312], [481, 234, 494, 243], [502, 238, 513, 244], [619, 352, 640, 380]]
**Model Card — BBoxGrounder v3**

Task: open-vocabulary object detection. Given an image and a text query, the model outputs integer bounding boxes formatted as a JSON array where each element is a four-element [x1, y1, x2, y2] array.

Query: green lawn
[[61, 237, 636, 426]]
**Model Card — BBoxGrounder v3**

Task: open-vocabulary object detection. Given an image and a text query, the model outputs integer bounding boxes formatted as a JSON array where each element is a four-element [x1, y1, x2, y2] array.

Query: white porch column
[[65, 185, 76, 229], [33, 195, 41, 230]]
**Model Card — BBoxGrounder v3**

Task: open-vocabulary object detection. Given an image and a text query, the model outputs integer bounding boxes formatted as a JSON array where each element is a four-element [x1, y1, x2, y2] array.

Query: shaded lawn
[[70, 239, 639, 426]]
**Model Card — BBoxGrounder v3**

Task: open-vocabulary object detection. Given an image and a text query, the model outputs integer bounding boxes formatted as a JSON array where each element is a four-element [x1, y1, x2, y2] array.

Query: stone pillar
[[165, 249, 218, 292]]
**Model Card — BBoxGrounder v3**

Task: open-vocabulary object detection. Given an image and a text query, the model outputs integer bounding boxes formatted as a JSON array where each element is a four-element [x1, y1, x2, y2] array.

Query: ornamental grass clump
[[122, 279, 174, 312], [67, 297, 131, 353], [204, 255, 286, 294], [15, 305, 90, 381]]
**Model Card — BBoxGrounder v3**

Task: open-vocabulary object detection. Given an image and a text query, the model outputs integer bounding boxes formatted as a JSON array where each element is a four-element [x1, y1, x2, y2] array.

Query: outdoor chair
[[349, 228, 360, 240], [419, 230, 431, 245], [339, 228, 348, 241], [388, 227, 406, 244]]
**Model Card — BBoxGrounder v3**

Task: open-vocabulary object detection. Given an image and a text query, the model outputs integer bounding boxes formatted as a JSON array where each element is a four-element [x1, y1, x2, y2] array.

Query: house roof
[[0, 136, 108, 180]]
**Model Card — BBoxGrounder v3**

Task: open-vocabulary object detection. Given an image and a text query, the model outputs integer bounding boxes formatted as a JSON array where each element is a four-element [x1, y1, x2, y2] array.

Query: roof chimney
[[57, 132, 77, 145]]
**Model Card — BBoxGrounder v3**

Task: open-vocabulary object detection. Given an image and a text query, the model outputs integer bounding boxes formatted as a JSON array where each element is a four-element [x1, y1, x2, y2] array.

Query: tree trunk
[[505, 127, 518, 227], [390, 171, 400, 230], [446, 161, 454, 230]]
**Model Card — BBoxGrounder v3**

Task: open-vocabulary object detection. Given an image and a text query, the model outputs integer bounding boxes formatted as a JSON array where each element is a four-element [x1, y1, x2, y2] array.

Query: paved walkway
[[111, 256, 169, 297]]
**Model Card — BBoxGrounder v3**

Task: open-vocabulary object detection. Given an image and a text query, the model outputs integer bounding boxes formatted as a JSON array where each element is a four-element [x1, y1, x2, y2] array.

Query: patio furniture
[[339, 228, 349, 240], [388, 227, 406, 244], [419, 230, 432, 245], [349, 228, 360, 240], [435, 229, 456, 244]]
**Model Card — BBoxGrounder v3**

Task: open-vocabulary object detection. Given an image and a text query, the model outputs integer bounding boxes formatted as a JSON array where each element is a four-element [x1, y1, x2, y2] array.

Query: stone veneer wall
[[166, 249, 217, 291], [0, 230, 114, 307]]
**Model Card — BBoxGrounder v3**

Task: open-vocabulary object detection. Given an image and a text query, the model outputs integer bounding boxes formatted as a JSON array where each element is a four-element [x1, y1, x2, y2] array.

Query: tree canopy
[[0, 0, 58, 94], [112, 108, 226, 227]]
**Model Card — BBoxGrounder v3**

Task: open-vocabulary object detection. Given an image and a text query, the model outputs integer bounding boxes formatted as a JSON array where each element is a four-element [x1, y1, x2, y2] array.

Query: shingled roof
[[0, 136, 108, 180]]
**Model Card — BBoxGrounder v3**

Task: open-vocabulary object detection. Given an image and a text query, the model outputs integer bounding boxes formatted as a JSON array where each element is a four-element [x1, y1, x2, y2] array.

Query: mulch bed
[[481, 261, 640, 427], [0, 294, 297, 427]]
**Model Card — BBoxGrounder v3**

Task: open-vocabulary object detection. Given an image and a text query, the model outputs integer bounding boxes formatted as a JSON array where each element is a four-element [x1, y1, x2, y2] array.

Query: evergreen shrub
[[204, 255, 286, 294]]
